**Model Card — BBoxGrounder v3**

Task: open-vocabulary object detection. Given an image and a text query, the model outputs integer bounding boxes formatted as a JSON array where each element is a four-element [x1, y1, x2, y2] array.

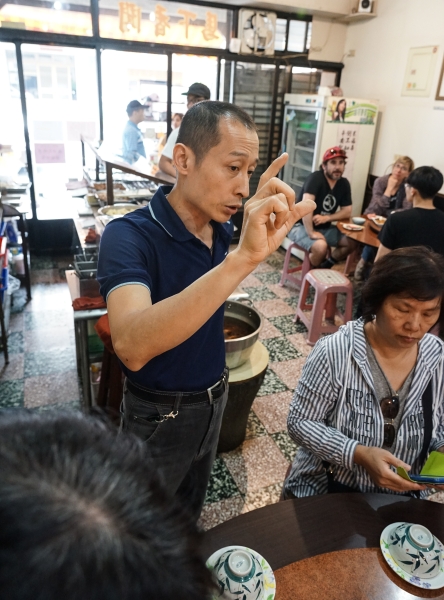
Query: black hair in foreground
[[0, 410, 214, 600], [176, 100, 257, 164], [361, 246, 444, 327], [406, 166, 443, 199]]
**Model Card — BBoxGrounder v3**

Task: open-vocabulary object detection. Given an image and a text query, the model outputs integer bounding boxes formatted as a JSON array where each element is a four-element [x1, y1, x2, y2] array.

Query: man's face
[[323, 157, 345, 181], [179, 119, 259, 223], [187, 94, 205, 109], [133, 107, 145, 124]]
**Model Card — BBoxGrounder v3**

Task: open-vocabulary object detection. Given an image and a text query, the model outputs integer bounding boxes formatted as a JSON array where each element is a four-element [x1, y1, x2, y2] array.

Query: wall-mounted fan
[[238, 9, 276, 56]]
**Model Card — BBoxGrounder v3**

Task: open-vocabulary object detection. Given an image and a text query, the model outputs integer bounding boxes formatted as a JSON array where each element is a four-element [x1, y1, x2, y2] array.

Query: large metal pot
[[224, 300, 262, 370]]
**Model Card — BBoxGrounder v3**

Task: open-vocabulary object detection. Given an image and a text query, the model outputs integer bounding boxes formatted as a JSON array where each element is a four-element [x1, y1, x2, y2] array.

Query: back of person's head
[[406, 166, 443, 199], [176, 100, 257, 165], [0, 410, 213, 600], [361, 246, 444, 326]]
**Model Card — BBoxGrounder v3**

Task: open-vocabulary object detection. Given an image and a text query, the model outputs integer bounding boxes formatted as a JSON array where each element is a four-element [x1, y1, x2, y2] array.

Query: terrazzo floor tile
[[199, 495, 245, 531], [262, 337, 302, 362], [265, 252, 285, 270], [253, 262, 274, 274], [30, 256, 59, 270], [34, 399, 82, 412], [253, 299, 295, 318], [256, 369, 288, 396], [6, 331, 24, 355], [8, 313, 24, 333], [0, 353, 25, 382], [30, 268, 67, 285], [259, 318, 282, 340], [221, 436, 289, 494], [267, 283, 292, 299], [270, 357, 306, 390], [286, 332, 313, 357], [252, 391, 293, 434], [24, 309, 72, 331], [255, 271, 282, 286], [244, 410, 267, 440], [24, 283, 71, 311], [0, 379, 24, 408], [24, 347, 76, 378], [284, 295, 300, 310], [240, 273, 262, 288], [271, 431, 299, 463], [268, 315, 300, 336], [24, 370, 80, 408], [243, 286, 277, 301], [242, 482, 283, 512], [25, 327, 73, 352], [205, 456, 240, 504]]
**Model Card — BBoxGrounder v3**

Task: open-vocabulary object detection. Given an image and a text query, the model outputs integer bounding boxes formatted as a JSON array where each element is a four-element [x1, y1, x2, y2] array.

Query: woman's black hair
[[361, 246, 444, 328]]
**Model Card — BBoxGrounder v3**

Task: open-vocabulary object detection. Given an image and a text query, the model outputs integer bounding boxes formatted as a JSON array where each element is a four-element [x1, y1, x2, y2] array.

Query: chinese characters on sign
[[117, 2, 220, 44], [119, 2, 141, 33], [337, 126, 359, 181]]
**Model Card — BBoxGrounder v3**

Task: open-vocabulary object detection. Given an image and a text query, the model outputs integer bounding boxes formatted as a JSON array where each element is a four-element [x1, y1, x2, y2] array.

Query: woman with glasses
[[283, 247, 444, 498], [354, 156, 414, 281]]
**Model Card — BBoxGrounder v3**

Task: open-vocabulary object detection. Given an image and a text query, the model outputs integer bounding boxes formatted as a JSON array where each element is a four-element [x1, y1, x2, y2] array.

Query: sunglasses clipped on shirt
[[380, 394, 400, 446]]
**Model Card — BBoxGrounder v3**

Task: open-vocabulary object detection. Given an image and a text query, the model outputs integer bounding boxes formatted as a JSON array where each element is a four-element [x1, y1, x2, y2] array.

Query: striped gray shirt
[[285, 319, 444, 498]]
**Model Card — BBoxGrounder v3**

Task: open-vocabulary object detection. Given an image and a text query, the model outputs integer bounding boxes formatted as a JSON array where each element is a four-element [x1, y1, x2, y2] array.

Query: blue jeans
[[121, 378, 228, 522], [362, 245, 377, 263]]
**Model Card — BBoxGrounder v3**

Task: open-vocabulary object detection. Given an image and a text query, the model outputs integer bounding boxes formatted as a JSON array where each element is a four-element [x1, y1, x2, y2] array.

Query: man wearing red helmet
[[288, 146, 355, 268]]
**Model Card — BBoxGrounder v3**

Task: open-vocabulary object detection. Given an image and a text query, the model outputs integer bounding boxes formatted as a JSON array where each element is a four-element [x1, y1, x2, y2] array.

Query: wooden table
[[203, 493, 444, 599], [337, 218, 380, 248]]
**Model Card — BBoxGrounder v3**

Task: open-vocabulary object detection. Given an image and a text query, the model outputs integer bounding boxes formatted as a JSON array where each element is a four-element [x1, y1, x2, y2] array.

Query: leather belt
[[126, 368, 228, 406]]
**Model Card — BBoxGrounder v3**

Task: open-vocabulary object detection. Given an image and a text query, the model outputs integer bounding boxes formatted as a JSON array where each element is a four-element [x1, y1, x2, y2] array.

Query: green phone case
[[397, 451, 444, 482]]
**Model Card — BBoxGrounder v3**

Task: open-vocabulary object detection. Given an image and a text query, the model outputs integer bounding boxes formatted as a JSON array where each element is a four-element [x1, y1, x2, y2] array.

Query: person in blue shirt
[[98, 101, 315, 521], [121, 100, 147, 164]]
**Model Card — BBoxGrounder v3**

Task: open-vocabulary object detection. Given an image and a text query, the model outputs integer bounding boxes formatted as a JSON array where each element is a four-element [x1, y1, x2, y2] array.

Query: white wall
[[308, 16, 347, 63], [341, 0, 444, 179]]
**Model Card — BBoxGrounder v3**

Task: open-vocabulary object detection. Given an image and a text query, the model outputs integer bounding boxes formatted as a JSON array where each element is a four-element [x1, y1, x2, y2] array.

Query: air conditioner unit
[[238, 9, 276, 56], [358, 0, 373, 13]]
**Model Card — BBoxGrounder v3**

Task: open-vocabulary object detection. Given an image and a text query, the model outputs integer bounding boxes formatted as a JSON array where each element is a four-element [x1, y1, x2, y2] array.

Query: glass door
[[101, 49, 168, 174], [20, 44, 99, 220], [281, 106, 322, 198]]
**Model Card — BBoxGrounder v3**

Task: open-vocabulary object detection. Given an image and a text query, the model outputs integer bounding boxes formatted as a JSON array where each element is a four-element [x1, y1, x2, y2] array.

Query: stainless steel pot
[[224, 300, 262, 370]]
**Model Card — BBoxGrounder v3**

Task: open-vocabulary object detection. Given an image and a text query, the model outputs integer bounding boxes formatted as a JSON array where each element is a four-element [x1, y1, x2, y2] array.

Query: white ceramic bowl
[[207, 546, 276, 600], [352, 217, 365, 225], [388, 522, 442, 579]]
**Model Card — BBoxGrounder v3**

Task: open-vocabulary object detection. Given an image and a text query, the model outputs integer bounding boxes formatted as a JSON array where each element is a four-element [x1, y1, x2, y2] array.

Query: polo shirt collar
[[149, 185, 232, 244]]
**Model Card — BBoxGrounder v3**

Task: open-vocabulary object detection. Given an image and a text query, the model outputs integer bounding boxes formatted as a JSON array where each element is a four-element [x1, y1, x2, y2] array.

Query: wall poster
[[327, 98, 377, 124], [402, 45, 439, 97]]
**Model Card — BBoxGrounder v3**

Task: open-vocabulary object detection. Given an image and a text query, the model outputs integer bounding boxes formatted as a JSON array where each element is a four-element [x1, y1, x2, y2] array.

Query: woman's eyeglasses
[[380, 395, 400, 446]]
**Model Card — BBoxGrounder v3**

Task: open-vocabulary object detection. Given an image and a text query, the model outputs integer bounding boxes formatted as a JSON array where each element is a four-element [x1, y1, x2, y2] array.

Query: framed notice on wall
[[436, 58, 444, 100], [402, 45, 439, 97]]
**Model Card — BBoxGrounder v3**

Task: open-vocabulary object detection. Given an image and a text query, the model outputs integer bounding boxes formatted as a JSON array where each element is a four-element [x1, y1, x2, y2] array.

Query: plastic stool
[[280, 242, 311, 289], [296, 269, 353, 346]]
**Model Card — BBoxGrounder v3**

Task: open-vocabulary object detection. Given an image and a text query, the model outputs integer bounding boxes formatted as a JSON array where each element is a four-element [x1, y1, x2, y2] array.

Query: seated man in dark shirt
[[376, 166, 444, 261], [287, 146, 355, 268]]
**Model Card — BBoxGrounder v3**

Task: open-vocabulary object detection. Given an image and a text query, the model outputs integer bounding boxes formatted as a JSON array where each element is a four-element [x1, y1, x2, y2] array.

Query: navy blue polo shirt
[[97, 185, 233, 392]]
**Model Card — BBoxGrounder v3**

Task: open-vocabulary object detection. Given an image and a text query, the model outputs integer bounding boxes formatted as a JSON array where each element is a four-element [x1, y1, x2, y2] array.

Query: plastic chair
[[295, 269, 353, 346], [279, 242, 311, 289]]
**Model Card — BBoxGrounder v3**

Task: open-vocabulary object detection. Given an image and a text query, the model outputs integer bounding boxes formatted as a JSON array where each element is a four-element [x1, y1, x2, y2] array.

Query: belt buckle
[[206, 370, 227, 404]]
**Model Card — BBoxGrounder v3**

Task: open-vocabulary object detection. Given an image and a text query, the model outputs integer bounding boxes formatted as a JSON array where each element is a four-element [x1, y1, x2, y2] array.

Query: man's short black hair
[[361, 246, 444, 330], [176, 101, 257, 164], [0, 410, 213, 600], [406, 166, 443, 199]]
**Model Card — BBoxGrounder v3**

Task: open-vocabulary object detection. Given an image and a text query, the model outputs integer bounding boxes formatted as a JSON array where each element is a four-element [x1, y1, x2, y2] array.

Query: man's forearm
[[110, 250, 256, 371], [302, 213, 315, 235], [158, 155, 177, 178], [331, 206, 352, 221]]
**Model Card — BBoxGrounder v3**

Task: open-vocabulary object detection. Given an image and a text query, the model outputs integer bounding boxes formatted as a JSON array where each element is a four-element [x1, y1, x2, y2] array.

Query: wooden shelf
[[337, 11, 376, 23]]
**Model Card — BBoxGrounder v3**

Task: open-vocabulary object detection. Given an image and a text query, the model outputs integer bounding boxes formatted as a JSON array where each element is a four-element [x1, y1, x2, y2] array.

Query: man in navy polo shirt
[[98, 101, 315, 520]]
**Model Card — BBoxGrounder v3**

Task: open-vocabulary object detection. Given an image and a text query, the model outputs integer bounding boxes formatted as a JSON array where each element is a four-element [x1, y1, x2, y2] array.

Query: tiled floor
[[1, 249, 442, 530]]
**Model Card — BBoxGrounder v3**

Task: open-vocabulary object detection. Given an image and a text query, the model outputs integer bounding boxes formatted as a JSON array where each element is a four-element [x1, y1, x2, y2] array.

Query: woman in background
[[284, 247, 444, 499], [355, 156, 414, 280]]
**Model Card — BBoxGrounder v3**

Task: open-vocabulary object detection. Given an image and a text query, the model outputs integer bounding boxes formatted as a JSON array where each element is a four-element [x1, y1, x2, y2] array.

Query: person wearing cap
[[288, 146, 355, 268], [158, 83, 211, 178], [121, 100, 147, 165]]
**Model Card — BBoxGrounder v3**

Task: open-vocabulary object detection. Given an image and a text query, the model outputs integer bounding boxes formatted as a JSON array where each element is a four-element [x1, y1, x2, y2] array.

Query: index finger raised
[[256, 153, 288, 194]]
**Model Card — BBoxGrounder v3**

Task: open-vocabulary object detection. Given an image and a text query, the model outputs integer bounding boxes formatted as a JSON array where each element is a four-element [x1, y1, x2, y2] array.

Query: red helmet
[[322, 146, 347, 163]]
